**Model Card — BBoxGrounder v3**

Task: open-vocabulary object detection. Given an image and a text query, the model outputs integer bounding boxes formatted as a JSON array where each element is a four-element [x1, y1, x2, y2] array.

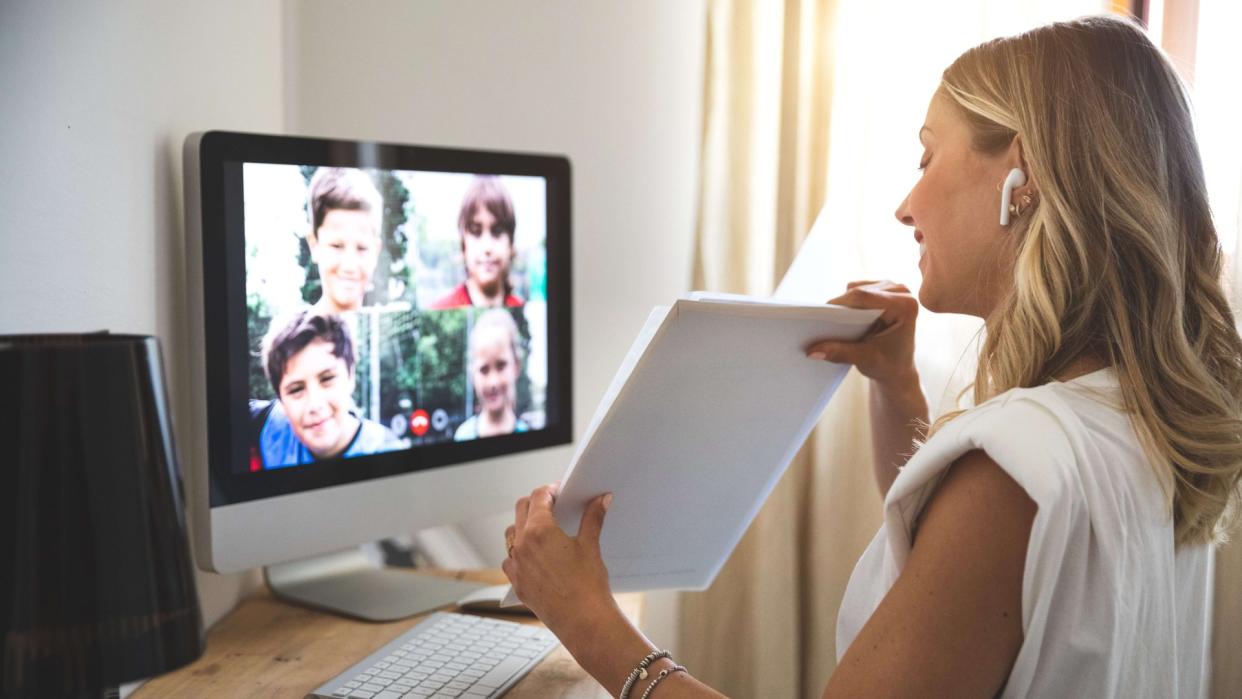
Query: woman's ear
[[1007, 134, 1037, 195]]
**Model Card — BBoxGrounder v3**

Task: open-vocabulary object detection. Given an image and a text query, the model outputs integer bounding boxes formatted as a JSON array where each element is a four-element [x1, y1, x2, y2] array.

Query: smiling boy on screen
[[248, 309, 402, 469], [430, 176, 524, 310], [306, 167, 384, 314]]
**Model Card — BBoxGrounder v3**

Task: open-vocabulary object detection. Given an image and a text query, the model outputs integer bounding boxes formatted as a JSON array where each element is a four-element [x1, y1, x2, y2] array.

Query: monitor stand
[[264, 547, 488, 622]]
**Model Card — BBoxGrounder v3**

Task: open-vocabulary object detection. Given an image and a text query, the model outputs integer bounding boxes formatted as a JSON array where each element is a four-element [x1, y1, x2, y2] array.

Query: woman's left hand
[[502, 484, 616, 635]]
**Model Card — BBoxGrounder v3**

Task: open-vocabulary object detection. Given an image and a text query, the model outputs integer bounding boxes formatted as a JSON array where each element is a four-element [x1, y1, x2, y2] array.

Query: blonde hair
[[469, 309, 524, 412], [931, 15, 1242, 546]]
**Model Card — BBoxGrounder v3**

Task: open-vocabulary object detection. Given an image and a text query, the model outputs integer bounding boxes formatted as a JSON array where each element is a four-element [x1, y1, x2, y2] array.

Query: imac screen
[[241, 165, 551, 472]]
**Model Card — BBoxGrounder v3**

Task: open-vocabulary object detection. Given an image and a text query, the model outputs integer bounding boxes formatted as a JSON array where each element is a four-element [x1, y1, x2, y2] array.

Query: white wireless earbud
[[999, 167, 1027, 226]]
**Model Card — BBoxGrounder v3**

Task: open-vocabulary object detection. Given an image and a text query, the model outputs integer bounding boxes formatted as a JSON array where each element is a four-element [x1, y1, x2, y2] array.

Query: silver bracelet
[[619, 649, 671, 699], [639, 664, 687, 699]]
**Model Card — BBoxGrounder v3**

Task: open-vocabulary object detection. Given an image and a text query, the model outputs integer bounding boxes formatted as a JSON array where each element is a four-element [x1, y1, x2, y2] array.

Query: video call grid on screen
[[195, 133, 572, 506]]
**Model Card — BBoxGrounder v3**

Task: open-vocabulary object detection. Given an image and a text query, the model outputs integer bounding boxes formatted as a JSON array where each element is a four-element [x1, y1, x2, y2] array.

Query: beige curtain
[[681, 0, 1242, 697], [679, 2, 880, 697]]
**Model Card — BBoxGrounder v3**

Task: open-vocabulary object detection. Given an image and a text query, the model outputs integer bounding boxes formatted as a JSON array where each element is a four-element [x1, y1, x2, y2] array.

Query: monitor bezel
[[195, 130, 572, 508]]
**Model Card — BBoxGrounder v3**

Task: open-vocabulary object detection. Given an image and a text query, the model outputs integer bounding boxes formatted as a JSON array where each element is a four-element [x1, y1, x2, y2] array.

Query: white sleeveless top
[[836, 369, 1213, 697]]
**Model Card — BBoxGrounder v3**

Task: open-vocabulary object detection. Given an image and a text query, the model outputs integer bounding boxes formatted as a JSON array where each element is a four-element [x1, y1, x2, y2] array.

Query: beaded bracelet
[[619, 649, 672, 699], [639, 664, 687, 699]]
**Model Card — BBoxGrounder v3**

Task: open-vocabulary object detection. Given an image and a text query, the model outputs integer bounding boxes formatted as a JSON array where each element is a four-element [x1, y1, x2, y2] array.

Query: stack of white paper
[[504, 293, 880, 602]]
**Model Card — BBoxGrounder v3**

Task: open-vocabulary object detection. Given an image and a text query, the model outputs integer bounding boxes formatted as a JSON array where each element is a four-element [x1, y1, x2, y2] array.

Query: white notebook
[[503, 293, 880, 604]]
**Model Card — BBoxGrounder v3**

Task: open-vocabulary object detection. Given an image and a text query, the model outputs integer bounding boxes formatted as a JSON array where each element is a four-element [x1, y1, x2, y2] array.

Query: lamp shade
[[0, 334, 204, 697]]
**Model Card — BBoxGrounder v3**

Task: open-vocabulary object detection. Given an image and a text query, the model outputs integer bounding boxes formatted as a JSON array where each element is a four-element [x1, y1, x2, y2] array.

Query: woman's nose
[[894, 194, 915, 227]]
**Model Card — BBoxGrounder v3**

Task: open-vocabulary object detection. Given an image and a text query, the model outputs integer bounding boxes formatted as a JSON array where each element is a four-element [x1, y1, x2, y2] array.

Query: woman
[[502, 15, 1242, 698]]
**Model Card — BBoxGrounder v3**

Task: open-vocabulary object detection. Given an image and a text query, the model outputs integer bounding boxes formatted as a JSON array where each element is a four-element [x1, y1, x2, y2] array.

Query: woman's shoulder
[[890, 370, 1127, 526]]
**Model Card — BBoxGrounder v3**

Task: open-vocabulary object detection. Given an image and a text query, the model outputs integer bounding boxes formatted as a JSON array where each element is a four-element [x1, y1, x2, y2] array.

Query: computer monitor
[[183, 131, 572, 620]]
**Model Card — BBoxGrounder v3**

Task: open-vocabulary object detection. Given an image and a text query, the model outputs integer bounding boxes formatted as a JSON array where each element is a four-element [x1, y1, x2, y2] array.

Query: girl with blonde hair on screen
[[455, 309, 530, 440]]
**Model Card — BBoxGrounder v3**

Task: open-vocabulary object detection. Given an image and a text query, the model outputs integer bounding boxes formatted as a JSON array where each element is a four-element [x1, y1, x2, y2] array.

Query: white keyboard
[[307, 612, 560, 699]]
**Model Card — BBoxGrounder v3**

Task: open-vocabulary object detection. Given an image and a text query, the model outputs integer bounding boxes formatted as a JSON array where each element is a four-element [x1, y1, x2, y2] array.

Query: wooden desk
[[134, 570, 641, 698]]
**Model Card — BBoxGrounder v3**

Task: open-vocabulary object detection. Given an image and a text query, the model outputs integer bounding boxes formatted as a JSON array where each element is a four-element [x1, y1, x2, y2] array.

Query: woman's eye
[[917, 157, 930, 171]]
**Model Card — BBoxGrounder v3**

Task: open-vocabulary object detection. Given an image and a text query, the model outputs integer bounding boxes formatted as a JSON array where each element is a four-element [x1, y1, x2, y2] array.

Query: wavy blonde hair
[[929, 15, 1242, 546]]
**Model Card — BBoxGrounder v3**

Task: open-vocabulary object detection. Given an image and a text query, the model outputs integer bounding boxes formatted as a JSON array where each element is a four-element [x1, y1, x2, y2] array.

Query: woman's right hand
[[809, 280, 927, 497], [806, 280, 921, 394]]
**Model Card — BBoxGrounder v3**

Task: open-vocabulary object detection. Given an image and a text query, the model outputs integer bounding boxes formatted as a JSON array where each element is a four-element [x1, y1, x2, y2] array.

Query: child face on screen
[[462, 205, 514, 298], [311, 209, 382, 313], [471, 325, 520, 418], [277, 338, 359, 458]]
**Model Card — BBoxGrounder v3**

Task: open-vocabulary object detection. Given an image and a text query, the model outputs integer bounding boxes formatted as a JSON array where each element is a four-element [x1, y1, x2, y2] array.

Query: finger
[[515, 496, 531, 535], [845, 279, 910, 294], [527, 484, 557, 519], [501, 556, 516, 585], [805, 340, 863, 365], [504, 524, 515, 548], [577, 493, 612, 546], [845, 279, 883, 290], [826, 287, 917, 327]]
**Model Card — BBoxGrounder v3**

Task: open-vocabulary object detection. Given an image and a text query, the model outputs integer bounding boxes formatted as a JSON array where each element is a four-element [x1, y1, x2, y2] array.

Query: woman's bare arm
[[869, 375, 928, 497], [824, 449, 1035, 698], [504, 486, 729, 698], [806, 280, 927, 499]]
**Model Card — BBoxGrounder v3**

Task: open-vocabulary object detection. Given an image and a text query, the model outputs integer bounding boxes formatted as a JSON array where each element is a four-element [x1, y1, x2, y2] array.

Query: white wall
[[1, 0, 704, 649], [0, 0, 285, 628]]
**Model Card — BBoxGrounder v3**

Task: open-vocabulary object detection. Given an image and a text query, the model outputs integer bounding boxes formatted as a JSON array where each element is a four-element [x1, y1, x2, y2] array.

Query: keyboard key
[[374, 691, 404, 699], [475, 657, 528, 689], [347, 691, 375, 699], [361, 683, 384, 692], [402, 672, 429, 681]]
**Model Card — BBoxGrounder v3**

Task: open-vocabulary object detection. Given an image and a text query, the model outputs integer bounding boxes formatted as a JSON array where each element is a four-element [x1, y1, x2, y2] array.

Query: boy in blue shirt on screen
[[249, 309, 402, 469]]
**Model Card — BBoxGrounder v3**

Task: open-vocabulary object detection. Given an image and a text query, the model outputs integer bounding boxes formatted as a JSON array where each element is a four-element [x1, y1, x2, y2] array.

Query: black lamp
[[0, 334, 204, 698]]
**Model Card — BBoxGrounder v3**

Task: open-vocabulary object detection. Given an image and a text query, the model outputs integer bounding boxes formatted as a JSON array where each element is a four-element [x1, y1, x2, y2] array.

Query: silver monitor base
[[264, 548, 488, 622]]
